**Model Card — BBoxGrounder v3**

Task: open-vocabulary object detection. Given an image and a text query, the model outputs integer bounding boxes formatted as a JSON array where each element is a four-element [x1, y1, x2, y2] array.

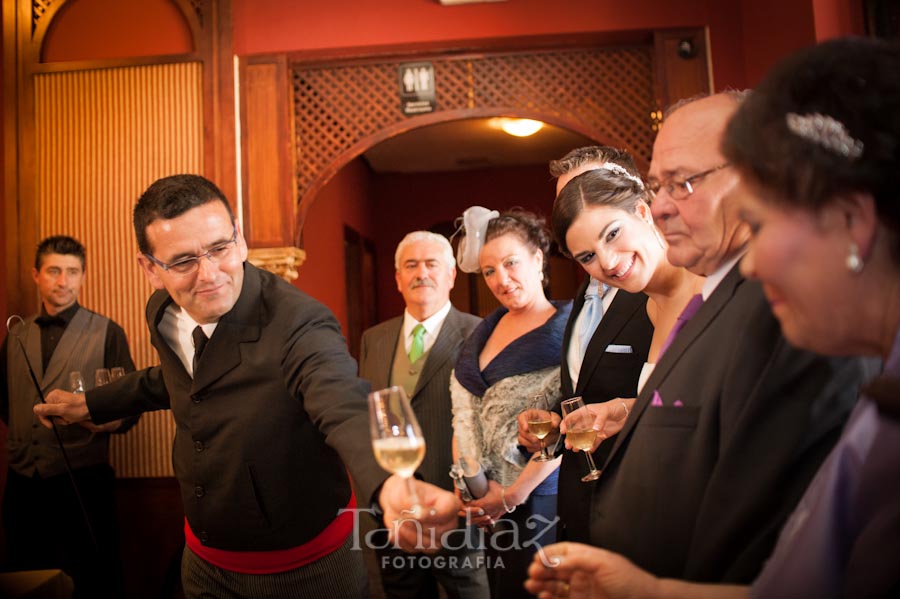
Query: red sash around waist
[[184, 492, 356, 574]]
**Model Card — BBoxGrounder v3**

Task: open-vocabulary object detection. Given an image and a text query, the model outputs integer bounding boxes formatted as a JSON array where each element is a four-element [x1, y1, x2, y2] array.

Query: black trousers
[[484, 493, 558, 599], [181, 536, 368, 599], [2, 464, 125, 599]]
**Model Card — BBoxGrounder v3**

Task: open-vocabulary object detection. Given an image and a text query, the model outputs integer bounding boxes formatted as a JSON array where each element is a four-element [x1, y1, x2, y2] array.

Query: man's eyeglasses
[[145, 226, 238, 277], [647, 163, 730, 201]]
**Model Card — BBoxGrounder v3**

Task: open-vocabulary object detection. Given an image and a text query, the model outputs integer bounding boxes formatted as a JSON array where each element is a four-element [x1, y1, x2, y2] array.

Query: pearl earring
[[846, 242, 864, 274]]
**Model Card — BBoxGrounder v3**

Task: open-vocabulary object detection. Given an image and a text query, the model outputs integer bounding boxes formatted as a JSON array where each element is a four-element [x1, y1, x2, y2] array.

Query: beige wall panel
[[34, 62, 203, 477]]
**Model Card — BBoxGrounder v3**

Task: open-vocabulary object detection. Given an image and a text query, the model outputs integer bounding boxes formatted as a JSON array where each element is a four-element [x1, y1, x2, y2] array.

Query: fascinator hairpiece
[[785, 113, 864, 160], [454, 206, 499, 274]]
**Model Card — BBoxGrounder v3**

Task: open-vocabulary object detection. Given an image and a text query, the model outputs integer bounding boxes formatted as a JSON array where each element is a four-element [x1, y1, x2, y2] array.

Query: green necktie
[[409, 324, 426, 363]]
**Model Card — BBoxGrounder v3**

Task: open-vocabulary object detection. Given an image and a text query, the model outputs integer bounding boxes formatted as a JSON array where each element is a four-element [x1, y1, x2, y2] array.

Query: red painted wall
[[295, 157, 377, 335], [42, 0, 192, 62], [234, 0, 750, 91], [813, 0, 866, 41], [739, 0, 817, 87]]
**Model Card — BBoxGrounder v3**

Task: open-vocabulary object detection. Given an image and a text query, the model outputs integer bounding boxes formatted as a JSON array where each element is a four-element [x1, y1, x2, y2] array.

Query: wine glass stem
[[584, 451, 599, 473], [405, 475, 421, 511], [539, 438, 547, 458]]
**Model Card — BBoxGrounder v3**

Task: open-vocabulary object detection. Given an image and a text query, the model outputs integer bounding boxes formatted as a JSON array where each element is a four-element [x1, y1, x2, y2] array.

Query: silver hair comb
[[785, 113, 864, 160], [597, 162, 645, 189]]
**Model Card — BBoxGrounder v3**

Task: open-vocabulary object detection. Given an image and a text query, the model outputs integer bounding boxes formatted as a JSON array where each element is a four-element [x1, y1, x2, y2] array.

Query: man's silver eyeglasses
[[145, 225, 238, 276], [647, 163, 730, 201]]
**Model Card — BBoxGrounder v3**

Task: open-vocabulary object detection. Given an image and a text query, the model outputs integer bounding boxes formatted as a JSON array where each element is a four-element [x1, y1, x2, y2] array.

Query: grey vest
[[6, 307, 110, 477], [390, 334, 430, 399]]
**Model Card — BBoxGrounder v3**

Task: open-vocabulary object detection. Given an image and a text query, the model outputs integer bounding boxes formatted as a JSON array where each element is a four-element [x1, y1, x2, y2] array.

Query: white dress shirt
[[402, 300, 452, 356], [567, 284, 618, 389], [158, 304, 219, 377]]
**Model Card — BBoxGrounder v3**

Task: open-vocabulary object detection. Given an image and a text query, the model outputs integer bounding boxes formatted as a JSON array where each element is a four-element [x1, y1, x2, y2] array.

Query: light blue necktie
[[578, 278, 608, 360]]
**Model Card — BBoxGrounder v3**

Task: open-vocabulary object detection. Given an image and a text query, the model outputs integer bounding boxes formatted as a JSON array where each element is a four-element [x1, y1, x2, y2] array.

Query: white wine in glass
[[369, 386, 426, 514], [68, 371, 85, 394], [561, 397, 601, 482], [528, 394, 555, 462], [94, 368, 110, 388]]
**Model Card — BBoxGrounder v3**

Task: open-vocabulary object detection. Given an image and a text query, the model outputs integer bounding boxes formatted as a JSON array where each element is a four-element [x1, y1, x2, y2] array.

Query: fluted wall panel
[[34, 62, 204, 477]]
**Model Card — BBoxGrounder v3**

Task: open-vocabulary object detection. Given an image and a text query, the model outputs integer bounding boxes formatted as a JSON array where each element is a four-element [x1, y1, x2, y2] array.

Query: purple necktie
[[658, 294, 703, 358]]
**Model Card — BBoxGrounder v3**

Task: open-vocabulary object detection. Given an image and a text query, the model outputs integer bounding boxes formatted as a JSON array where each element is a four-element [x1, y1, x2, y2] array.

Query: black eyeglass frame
[[647, 163, 730, 201], [144, 224, 238, 276]]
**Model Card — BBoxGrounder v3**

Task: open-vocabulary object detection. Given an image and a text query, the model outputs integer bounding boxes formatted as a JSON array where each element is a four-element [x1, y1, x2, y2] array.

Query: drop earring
[[846, 241, 864, 274]]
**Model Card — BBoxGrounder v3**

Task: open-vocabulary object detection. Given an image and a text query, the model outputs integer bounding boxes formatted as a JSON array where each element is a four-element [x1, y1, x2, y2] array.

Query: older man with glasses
[[580, 93, 870, 584]]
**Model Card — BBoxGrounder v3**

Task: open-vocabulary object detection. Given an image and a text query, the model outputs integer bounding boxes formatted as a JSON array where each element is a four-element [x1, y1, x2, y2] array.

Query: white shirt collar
[[402, 300, 452, 353], [702, 250, 747, 301], [159, 304, 219, 376]]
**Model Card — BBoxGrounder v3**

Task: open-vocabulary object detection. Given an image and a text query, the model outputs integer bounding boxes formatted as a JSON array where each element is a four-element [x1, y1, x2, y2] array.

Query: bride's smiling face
[[564, 202, 665, 293]]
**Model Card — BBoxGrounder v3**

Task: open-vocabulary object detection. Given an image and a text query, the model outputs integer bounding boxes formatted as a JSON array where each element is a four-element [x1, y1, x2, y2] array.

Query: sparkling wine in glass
[[528, 394, 555, 462], [561, 397, 601, 482], [94, 368, 110, 388], [369, 386, 426, 515], [68, 371, 85, 394]]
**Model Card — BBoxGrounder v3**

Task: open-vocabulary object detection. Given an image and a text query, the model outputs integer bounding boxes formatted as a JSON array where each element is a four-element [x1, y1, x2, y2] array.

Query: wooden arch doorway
[[238, 31, 711, 351]]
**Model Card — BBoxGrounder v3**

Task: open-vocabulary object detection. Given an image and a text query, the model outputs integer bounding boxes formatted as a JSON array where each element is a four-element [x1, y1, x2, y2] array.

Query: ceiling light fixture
[[493, 118, 544, 138]]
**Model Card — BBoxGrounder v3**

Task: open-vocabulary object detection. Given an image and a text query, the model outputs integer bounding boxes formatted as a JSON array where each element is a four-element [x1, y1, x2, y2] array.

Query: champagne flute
[[109, 367, 125, 381], [369, 386, 426, 515], [68, 371, 85, 394], [94, 368, 110, 388], [561, 397, 601, 482], [528, 394, 555, 462]]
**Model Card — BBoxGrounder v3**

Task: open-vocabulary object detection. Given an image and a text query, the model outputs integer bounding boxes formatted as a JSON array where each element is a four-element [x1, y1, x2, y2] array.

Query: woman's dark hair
[[551, 148, 647, 256], [723, 37, 900, 263], [485, 209, 552, 285]]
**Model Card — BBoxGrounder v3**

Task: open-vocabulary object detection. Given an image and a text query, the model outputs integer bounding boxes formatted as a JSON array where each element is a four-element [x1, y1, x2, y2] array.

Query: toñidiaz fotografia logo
[[337, 507, 562, 568]]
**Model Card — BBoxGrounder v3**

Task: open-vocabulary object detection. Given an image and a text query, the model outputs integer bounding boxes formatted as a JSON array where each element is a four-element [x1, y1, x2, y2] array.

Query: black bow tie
[[34, 315, 66, 328]]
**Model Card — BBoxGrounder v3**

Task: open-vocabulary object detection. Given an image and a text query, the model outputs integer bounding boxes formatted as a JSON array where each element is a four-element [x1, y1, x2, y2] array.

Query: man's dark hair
[[134, 174, 235, 255], [35, 235, 86, 270]]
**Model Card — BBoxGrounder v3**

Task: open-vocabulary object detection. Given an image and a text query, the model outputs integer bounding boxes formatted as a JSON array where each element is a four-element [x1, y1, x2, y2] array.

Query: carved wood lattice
[[292, 45, 655, 204]]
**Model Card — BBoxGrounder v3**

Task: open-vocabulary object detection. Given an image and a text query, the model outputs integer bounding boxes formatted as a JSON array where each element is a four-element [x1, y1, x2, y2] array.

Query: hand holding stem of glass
[[561, 397, 601, 482], [369, 386, 426, 515], [528, 393, 555, 462]]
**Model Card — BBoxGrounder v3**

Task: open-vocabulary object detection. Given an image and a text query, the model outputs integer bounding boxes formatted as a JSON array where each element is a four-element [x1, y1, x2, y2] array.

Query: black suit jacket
[[88, 264, 387, 551], [590, 263, 865, 582], [359, 307, 481, 492], [557, 277, 653, 543]]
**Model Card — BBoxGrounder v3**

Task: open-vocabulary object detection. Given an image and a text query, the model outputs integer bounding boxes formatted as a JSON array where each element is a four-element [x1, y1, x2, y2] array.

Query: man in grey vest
[[1, 235, 138, 598], [360, 231, 488, 599]]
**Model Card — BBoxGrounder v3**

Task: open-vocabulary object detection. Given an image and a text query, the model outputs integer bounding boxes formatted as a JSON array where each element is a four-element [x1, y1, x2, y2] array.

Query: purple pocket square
[[651, 391, 663, 407]]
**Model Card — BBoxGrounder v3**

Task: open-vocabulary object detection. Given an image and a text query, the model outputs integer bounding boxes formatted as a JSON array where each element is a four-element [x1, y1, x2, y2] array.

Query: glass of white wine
[[528, 394, 555, 462], [68, 371, 85, 394], [561, 396, 601, 482], [369, 386, 426, 515], [94, 368, 110, 388]]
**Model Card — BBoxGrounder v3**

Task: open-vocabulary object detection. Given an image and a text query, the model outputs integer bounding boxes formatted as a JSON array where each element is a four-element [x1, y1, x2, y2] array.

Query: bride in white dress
[[551, 153, 703, 428]]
